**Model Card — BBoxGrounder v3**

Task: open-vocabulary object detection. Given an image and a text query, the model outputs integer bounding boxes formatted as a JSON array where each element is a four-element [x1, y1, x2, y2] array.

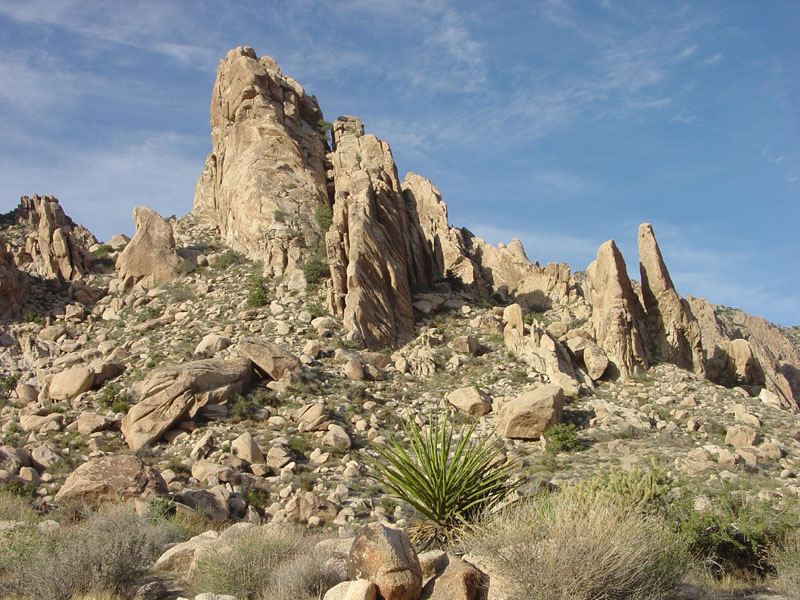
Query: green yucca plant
[[371, 413, 519, 548]]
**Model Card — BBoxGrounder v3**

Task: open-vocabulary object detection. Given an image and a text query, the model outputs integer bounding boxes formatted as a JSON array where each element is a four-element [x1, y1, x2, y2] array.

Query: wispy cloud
[[676, 45, 698, 59], [671, 113, 698, 124], [704, 53, 724, 65]]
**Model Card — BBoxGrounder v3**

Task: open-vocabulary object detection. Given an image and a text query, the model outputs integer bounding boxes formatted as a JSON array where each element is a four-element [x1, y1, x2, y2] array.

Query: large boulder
[[121, 358, 251, 450], [48, 365, 94, 400], [54, 455, 166, 508], [497, 384, 564, 439], [191, 46, 329, 278], [420, 553, 487, 600], [446, 387, 492, 416], [238, 339, 299, 380], [348, 522, 422, 600], [565, 337, 609, 381], [116, 206, 184, 290], [638, 223, 705, 374], [586, 240, 649, 379]]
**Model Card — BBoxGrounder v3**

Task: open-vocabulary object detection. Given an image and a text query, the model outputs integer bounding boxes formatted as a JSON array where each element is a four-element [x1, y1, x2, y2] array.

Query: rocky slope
[[1, 46, 799, 600]]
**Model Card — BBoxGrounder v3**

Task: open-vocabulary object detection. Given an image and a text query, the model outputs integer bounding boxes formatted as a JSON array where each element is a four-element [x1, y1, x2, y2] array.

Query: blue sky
[[0, 1, 797, 326]]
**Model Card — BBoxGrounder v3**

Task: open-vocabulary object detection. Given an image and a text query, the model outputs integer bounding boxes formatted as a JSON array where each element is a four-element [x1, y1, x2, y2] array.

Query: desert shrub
[[22, 311, 44, 325], [315, 119, 332, 144], [0, 507, 180, 600], [770, 529, 800, 595], [189, 525, 341, 600], [371, 413, 519, 549], [564, 460, 670, 513], [215, 249, 245, 269], [0, 488, 39, 522], [543, 423, 579, 454], [246, 274, 270, 308], [98, 384, 130, 414], [302, 255, 329, 286], [468, 494, 688, 600], [1, 373, 20, 398], [668, 483, 798, 578], [314, 204, 333, 231]]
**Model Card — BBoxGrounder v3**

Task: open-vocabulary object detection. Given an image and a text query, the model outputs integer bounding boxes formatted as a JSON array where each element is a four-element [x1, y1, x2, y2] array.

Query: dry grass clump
[[188, 524, 342, 600], [769, 530, 800, 597], [0, 507, 181, 600], [467, 493, 688, 600], [0, 488, 39, 522]]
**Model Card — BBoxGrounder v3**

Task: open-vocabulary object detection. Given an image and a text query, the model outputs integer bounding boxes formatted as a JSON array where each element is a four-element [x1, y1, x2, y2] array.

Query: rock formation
[[15, 194, 94, 280], [325, 116, 422, 349], [0, 237, 27, 319], [192, 46, 329, 277], [116, 206, 184, 290], [586, 240, 649, 379], [638, 223, 705, 374]]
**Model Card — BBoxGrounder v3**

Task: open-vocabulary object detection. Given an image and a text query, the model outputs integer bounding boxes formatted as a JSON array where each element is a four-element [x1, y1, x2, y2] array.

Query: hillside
[[1, 47, 799, 600]]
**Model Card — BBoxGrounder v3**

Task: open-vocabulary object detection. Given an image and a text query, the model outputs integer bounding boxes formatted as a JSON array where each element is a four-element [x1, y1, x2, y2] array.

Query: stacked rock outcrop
[[116, 206, 184, 290], [15, 194, 95, 280], [192, 46, 329, 278]]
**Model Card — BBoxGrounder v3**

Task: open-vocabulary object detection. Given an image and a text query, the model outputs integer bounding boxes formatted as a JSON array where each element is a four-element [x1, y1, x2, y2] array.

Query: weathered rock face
[[325, 116, 420, 349], [0, 237, 27, 319], [16, 194, 95, 280], [688, 295, 800, 410], [121, 357, 252, 450], [401, 172, 483, 294], [638, 223, 705, 374], [586, 240, 649, 379], [497, 384, 564, 439], [192, 46, 329, 277], [54, 455, 167, 508], [116, 206, 184, 290]]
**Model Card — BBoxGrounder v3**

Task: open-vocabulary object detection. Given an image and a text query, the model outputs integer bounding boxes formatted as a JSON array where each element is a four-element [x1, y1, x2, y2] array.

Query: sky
[[0, 1, 797, 326]]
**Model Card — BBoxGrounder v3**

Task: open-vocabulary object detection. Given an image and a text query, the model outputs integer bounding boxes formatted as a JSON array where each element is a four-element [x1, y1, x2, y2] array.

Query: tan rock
[[49, 365, 94, 400], [191, 460, 235, 483], [446, 387, 492, 416], [54, 455, 166, 508], [324, 580, 377, 600], [76, 412, 116, 435], [153, 530, 219, 572], [345, 357, 366, 381], [326, 116, 418, 350], [498, 384, 564, 439], [293, 403, 330, 431], [238, 339, 299, 380], [293, 491, 339, 524], [420, 553, 487, 600], [502, 303, 525, 333], [19, 413, 63, 433], [17, 194, 94, 281], [452, 335, 479, 356], [725, 425, 759, 449], [195, 333, 232, 356], [565, 336, 609, 380], [116, 206, 184, 290], [348, 522, 422, 600], [638, 223, 705, 374], [586, 240, 649, 379], [232, 432, 264, 464], [121, 358, 252, 450], [0, 237, 28, 319], [192, 46, 329, 278]]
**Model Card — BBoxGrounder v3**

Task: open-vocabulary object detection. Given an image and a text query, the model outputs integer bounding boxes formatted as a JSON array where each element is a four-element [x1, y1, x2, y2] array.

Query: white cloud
[[671, 113, 697, 124], [676, 45, 698, 59], [704, 53, 723, 65]]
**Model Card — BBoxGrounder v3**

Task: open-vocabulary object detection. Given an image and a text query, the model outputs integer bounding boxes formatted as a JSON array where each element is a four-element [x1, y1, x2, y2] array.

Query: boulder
[[116, 206, 184, 290], [565, 337, 609, 380], [75, 411, 116, 435], [446, 387, 492, 416], [420, 554, 487, 600], [54, 455, 166, 508], [725, 425, 759, 449], [502, 303, 525, 333], [324, 580, 377, 600], [121, 358, 252, 450], [348, 522, 422, 600], [238, 339, 299, 380], [195, 333, 232, 356], [48, 366, 94, 400], [497, 384, 564, 439], [231, 432, 264, 464], [19, 413, 63, 433], [452, 335, 479, 356]]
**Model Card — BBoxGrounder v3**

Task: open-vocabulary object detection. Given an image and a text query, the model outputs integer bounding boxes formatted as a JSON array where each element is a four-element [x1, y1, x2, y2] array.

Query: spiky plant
[[371, 413, 519, 548]]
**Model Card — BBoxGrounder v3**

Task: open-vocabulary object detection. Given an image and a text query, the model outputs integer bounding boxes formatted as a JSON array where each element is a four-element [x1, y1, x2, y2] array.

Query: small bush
[[1, 373, 20, 398], [98, 384, 129, 413], [544, 423, 580, 454], [770, 529, 800, 595], [302, 256, 329, 286], [0, 488, 39, 522], [0, 507, 180, 600], [22, 312, 44, 325], [314, 204, 333, 231], [371, 413, 519, 548], [565, 460, 670, 513], [214, 250, 245, 269], [469, 494, 688, 600], [668, 483, 798, 578], [188, 525, 341, 600], [136, 305, 163, 322], [247, 287, 269, 308], [273, 209, 288, 224]]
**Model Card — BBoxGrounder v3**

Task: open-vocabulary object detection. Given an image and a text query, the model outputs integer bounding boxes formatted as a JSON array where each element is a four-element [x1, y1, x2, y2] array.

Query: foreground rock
[[348, 522, 422, 600], [54, 455, 166, 508], [116, 206, 184, 289], [121, 358, 252, 450]]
